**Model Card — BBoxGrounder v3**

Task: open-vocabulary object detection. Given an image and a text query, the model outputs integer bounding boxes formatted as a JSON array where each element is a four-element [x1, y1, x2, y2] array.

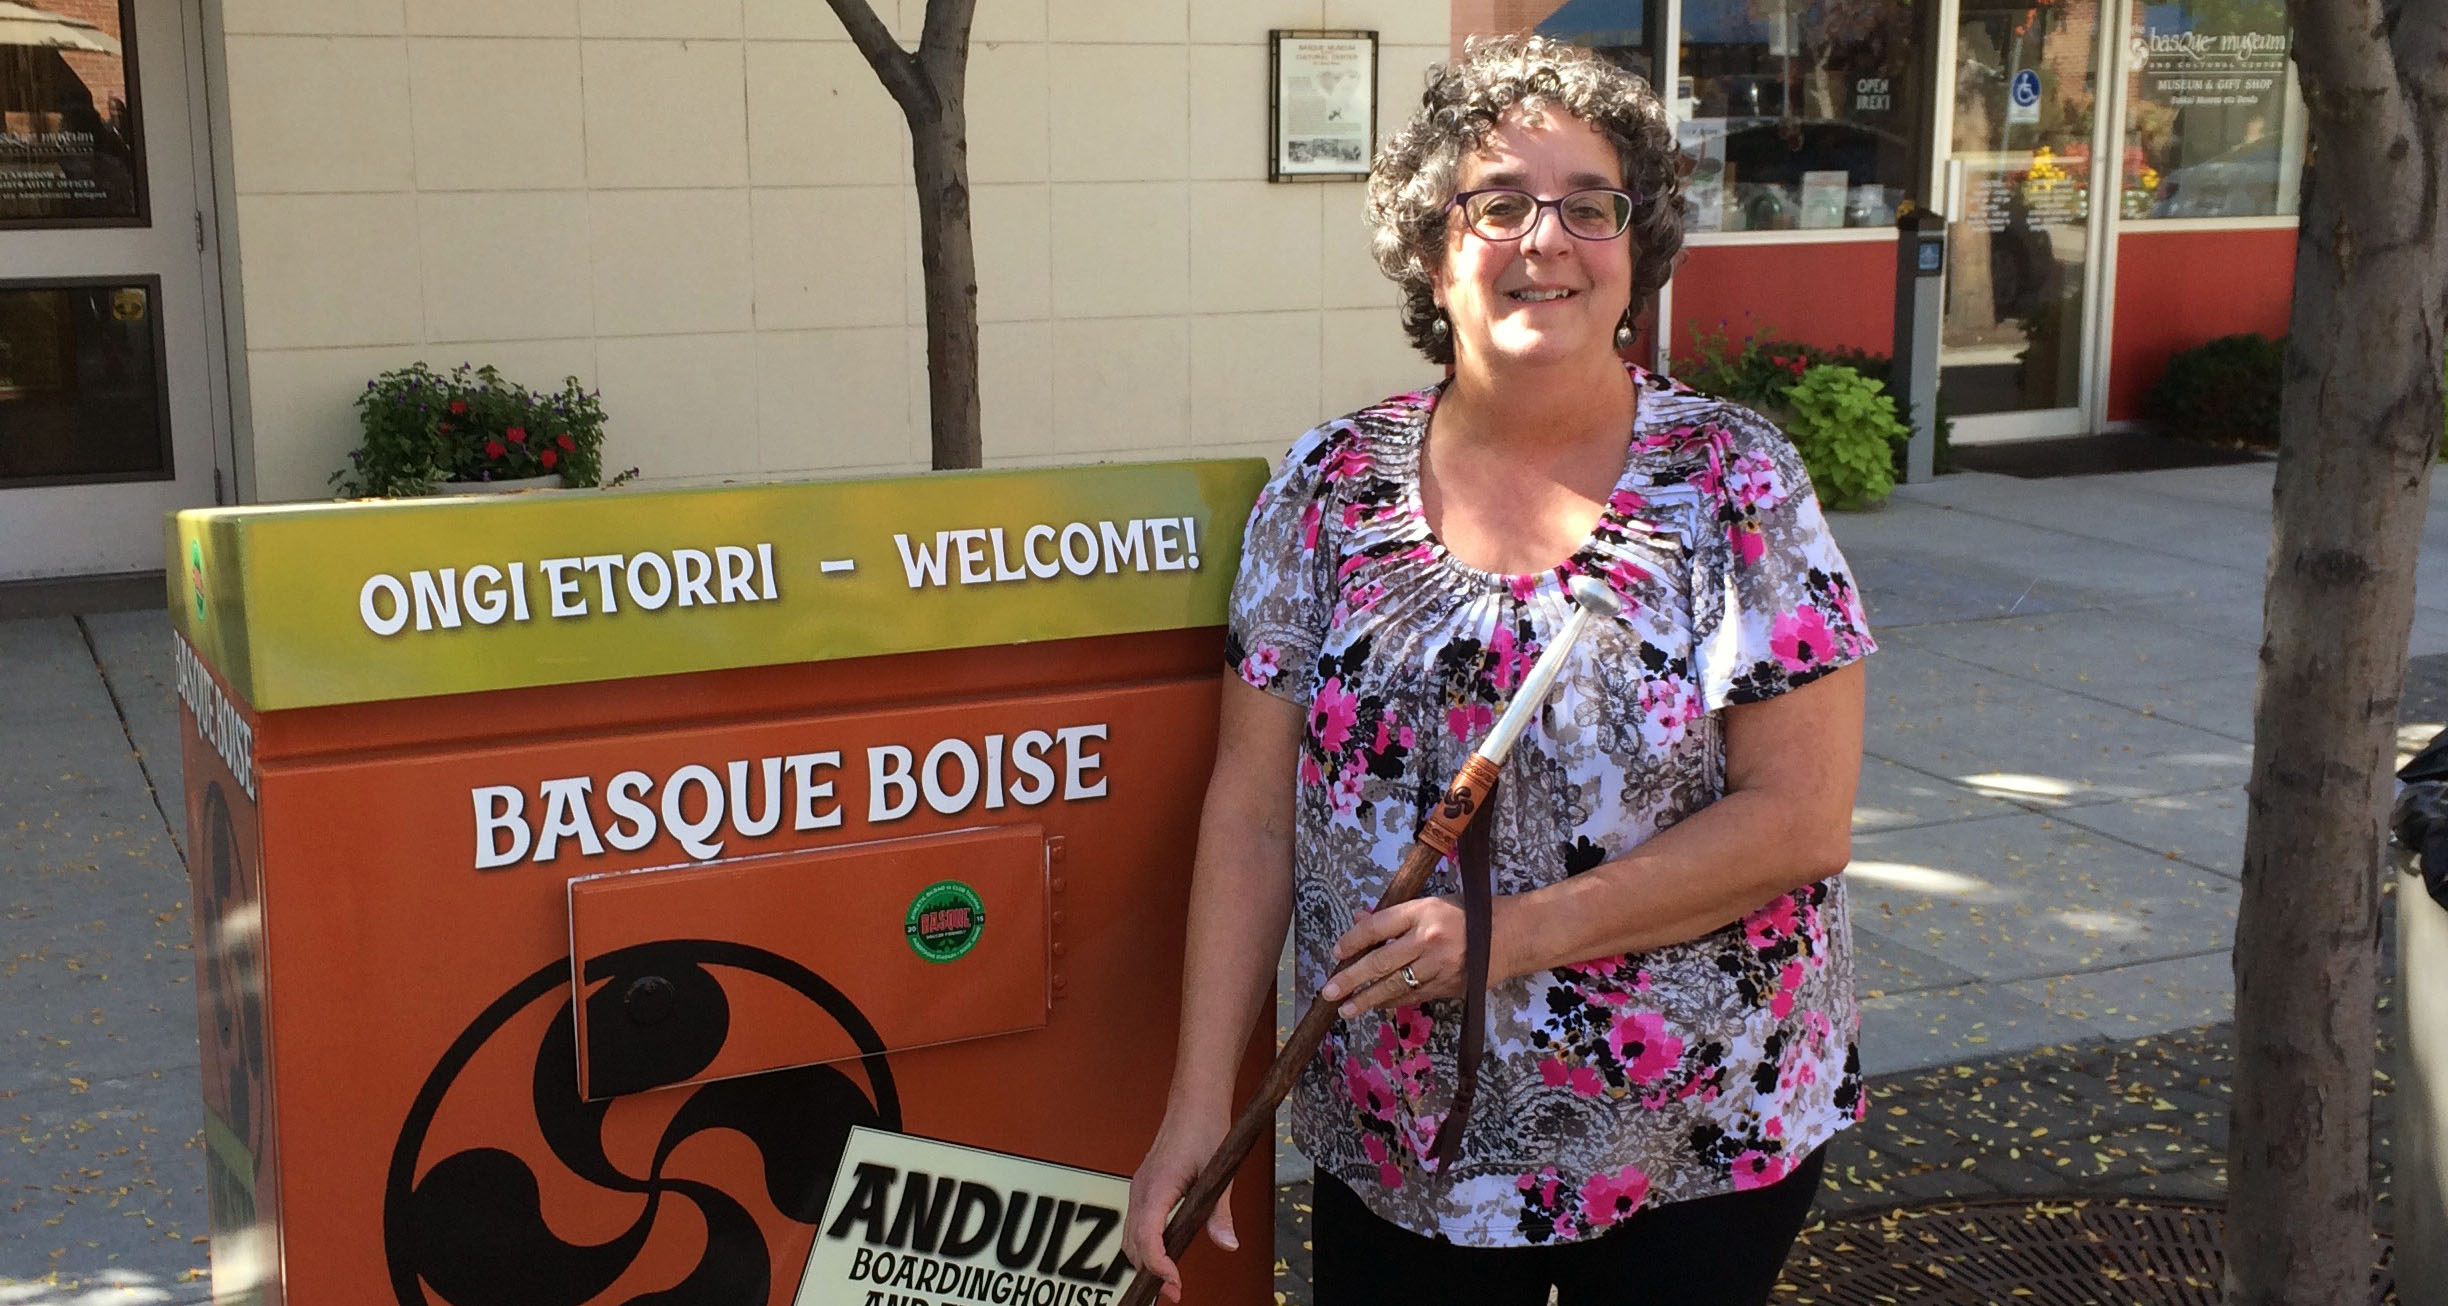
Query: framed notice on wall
[[1270, 30, 1376, 181], [0, 0, 148, 227]]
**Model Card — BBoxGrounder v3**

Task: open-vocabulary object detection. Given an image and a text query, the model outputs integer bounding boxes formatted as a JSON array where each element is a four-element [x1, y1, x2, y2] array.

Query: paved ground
[[3, 458, 2438, 1302]]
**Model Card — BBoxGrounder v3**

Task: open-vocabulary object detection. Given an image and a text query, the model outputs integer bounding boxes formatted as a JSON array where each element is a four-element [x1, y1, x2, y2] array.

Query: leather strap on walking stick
[[1429, 775, 1496, 1169]]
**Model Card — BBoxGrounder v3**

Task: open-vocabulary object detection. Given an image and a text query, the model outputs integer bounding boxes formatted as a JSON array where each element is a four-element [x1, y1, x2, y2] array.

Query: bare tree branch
[[824, 0, 928, 120]]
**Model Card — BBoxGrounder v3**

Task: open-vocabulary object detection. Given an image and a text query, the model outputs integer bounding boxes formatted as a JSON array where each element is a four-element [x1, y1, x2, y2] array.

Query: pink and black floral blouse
[[1226, 364, 1876, 1246]]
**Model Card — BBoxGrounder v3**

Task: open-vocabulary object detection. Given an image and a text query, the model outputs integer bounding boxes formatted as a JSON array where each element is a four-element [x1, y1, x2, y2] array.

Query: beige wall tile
[[1190, 0, 1321, 44], [1048, 183, 1187, 318], [224, 0, 404, 36], [1323, 0, 1448, 47], [745, 42, 906, 186], [1190, 180, 1322, 313], [594, 333, 761, 476], [1188, 44, 1265, 181], [243, 344, 424, 501], [756, 328, 919, 471], [580, 0, 743, 38], [234, 193, 424, 349], [973, 0, 1048, 43], [752, 187, 909, 330], [1048, 45, 1187, 182], [590, 190, 755, 334], [1047, 0, 1184, 43], [582, 41, 749, 188], [448, 338, 601, 390], [978, 320, 1054, 458], [223, 36, 414, 194], [1191, 311, 1321, 449], [406, 0, 577, 36], [968, 41, 1049, 184], [970, 184, 1051, 322], [1320, 305, 1429, 413], [418, 192, 595, 342], [1376, 44, 1449, 147], [1320, 181, 1398, 308], [409, 38, 587, 190], [743, 0, 848, 38], [1051, 316, 1189, 454]]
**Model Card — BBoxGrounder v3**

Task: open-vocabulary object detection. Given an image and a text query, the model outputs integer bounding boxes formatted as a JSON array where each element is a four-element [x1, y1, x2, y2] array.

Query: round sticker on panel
[[905, 880, 986, 963]]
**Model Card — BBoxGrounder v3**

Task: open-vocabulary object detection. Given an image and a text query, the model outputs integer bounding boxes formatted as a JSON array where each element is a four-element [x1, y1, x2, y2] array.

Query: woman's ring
[[1402, 965, 1421, 989]]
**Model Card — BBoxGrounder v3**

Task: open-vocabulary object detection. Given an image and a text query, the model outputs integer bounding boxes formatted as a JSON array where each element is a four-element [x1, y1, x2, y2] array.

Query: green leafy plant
[[1780, 364, 1904, 510], [333, 363, 618, 497], [2146, 333, 2285, 450], [1675, 318, 1929, 502]]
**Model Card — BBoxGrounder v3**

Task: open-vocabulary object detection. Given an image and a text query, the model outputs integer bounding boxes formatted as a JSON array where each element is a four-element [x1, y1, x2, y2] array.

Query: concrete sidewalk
[[4, 457, 2436, 1299]]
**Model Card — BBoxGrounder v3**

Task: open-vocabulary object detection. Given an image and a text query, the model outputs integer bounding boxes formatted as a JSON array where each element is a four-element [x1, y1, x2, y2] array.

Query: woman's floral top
[[1226, 364, 1877, 1246]]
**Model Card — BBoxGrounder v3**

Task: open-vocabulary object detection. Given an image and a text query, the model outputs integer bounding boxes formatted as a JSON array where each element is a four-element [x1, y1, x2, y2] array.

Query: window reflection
[[2122, 0, 2298, 218], [1675, 0, 1921, 231], [0, 0, 145, 224], [0, 281, 170, 485]]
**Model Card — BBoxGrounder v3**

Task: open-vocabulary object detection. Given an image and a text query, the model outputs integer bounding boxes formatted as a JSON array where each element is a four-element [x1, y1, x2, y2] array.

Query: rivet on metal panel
[[1052, 910, 1066, 926], [1053, 975, 1068, 992], [1046, 835, 1068, 863], [1053, 942, 1067, 958], [624, 975, 676, 1026], [1051, 878, 1067, 895]]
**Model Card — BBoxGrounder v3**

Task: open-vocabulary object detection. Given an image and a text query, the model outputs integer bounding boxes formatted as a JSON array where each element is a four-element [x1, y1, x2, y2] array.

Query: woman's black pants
[[1311, 1145, 1826, 1306]]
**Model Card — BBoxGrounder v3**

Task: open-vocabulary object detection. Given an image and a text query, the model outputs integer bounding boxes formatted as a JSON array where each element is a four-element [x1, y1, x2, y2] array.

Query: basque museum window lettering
[[2123, 0, 2299, 218], [1676, 0, 1920, 231], [0, 279, 173, 487], [0, 0, 147, 227]]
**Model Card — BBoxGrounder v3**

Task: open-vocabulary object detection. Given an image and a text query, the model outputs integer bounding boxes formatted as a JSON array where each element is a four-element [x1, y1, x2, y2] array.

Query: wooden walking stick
[[1120, 576, 1622, 1306]]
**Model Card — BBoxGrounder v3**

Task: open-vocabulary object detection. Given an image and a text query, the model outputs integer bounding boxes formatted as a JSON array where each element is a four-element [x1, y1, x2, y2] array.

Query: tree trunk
[[825, 0, 983, 470], [2228, 0, 2446, 1297], [911, 107, 983, 471]]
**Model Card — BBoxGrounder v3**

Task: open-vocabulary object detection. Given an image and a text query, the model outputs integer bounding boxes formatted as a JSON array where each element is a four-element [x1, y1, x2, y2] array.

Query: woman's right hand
[[1122, 1109, 1237, 1304]]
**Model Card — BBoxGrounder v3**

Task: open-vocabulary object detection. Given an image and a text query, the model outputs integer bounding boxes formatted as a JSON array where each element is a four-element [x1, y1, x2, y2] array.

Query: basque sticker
[[906, 880, 985, 962]]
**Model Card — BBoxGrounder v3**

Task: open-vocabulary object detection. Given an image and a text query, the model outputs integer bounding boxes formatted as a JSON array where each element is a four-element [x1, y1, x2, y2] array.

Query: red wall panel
[[1666, 240, 1899, 362], [2108, 226, 2295, 422]]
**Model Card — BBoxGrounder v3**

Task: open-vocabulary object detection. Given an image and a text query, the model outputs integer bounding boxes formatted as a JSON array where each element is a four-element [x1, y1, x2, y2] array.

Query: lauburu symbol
[[384, 941, 901, 1306]]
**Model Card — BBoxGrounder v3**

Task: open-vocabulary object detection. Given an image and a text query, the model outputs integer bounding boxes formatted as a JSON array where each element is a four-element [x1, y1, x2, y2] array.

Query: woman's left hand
[[1319, 895, 1472, 1017]]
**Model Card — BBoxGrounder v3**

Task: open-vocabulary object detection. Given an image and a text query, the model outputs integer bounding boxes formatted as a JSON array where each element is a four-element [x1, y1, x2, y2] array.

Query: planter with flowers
[[332, 363, 621, 498]]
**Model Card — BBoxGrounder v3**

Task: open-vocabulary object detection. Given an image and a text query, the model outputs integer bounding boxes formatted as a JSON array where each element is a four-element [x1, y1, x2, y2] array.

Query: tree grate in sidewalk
[[1775, 1198, 2394, 1305]]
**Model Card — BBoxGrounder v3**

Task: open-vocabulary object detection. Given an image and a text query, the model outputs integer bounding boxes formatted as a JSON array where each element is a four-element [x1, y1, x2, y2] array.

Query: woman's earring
[[1614, 318, 1636, 350], [1431, 313, 1450, 339]]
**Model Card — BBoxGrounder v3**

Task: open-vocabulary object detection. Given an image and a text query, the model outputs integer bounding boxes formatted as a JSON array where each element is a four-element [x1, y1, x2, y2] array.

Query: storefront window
[[0, 280, 170, 486], [1676, 0, 1920, 232], [2122, 0, 2299, 218]]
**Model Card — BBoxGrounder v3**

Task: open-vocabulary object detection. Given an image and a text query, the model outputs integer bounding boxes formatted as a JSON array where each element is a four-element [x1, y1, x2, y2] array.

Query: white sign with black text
[[798, 1128, 1136, 1306]]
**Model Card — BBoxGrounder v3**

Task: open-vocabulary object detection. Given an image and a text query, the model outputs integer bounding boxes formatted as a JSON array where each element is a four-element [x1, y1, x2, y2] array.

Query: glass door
[[1939, 0, 2116, 439]]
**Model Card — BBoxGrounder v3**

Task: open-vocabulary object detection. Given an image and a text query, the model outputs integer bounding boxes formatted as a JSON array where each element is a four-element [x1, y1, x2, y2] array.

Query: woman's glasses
[[1448, 187, 1639, 241]]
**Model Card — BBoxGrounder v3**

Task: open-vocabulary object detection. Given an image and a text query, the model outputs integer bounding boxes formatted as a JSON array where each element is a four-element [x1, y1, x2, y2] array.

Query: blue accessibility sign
[[2009, 68, 2042, 109]]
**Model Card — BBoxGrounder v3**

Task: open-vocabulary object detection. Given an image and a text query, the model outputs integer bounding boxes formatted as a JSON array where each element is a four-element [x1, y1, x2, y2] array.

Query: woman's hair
[[1367, 35, 1688, 364]]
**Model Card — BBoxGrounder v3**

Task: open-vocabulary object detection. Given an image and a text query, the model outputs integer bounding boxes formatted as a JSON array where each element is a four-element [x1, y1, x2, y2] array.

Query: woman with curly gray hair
[[1126, 35, 1875, 1305]]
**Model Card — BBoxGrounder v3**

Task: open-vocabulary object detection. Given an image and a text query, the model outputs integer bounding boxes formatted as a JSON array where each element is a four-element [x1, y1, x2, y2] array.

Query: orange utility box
[[166, 461, 1271, 1306]]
